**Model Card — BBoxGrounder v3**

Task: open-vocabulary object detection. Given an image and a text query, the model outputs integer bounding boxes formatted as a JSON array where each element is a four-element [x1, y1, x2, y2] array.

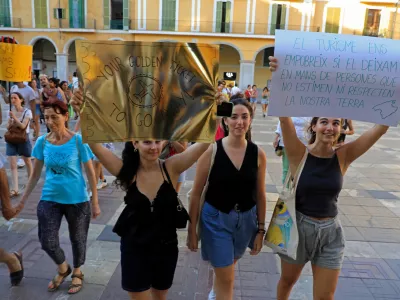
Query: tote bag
[[264, 149, 308, 260]]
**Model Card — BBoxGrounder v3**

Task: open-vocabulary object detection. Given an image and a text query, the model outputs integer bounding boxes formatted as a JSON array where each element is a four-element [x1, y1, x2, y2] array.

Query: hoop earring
[[134, 148, 138, 152]]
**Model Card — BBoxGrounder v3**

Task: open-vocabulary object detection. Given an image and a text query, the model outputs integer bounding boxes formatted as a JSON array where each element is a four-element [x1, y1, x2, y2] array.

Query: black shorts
[[120, 240, 179, 292]]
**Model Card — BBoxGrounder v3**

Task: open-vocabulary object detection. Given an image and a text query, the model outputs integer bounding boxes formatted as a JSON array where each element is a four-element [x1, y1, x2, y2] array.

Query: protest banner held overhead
[[268, 30, 400, 126], [0, 42, 33, 82], [76, 40, 219, 143]]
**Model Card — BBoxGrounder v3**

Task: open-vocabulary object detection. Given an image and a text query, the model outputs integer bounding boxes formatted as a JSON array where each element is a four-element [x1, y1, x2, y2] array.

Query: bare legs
[[8, 156, 32, 194], [0, 248, 22, 274], [128, 288, 168, 300]]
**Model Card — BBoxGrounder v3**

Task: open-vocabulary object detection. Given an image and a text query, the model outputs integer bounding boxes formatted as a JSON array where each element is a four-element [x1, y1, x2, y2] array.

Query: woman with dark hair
[[71, 90, 215, 300], [6, 92, 33, 197], [187, 98, 267, 299], [261, 86, 270, 117], [17, 99, 99, 294], [269, 57, 388, 300], [45, 78, 67, 103]]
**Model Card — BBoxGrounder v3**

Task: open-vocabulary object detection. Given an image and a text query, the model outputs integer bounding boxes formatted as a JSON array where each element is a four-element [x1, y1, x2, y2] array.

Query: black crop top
[[296, 152, 343, 218], [205, 139, 258, 213], [112, 162, 178, 246]]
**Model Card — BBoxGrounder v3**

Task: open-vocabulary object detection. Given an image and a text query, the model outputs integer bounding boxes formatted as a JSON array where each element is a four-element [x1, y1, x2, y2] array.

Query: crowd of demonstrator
[[0, 57, 382, 300]]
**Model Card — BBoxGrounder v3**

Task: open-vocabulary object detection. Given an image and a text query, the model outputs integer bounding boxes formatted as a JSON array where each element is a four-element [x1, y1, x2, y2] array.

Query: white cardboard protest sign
[[268, 30, 400, 126]]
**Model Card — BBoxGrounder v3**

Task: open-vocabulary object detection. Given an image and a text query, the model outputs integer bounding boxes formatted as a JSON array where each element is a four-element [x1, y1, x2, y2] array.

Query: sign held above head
[[76, 40, 220, 143], [268, 30, 400, 126]]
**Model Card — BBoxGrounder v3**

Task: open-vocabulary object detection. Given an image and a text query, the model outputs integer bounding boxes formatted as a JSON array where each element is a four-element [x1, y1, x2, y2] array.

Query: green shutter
[[215, 1, 222, 33], [280, 5, 287, 29], [162, 0, 176, 31], [224, 1, 231, 33], [270, 4, 278, 35], [0, 0, 11, 27], [104, 0, 110, 29], [123, 0, 129, 30], [35, 0, 48, 28], [325, 7, 340, 33], [69, 0, 84, 28]]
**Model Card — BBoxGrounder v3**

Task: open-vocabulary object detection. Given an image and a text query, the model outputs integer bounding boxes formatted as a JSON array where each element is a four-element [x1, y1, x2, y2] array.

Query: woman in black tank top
[[269, 57, 389, 300], [70, 86, 215, 300], [188, 99, 267, 299]]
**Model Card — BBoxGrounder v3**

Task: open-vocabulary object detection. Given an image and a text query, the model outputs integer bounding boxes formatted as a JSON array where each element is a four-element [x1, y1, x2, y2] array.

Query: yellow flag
[[0, 43, 33, 82], [76, 40, 219, 143]]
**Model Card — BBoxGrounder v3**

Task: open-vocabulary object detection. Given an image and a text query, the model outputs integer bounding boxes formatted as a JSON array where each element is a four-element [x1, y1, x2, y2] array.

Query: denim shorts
[[250, 98, 258, 103], [261, 98, 269, 105], [278, 211, 345, 270], [200, 202, 258, 268], [6, 139, 32, 158], [35, 104, 41, 116], [177, 171, 186, 183]]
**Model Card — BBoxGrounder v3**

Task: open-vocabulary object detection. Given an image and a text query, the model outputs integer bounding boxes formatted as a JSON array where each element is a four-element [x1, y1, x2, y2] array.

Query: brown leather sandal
[[48, 264, 72, 292], [68, 273, 84, 294]]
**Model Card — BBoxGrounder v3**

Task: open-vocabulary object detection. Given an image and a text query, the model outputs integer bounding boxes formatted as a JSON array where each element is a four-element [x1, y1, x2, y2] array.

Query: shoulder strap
[[283, 148, 308, 191], [162, 162, 172, 184], [20, 109, 28, 122]]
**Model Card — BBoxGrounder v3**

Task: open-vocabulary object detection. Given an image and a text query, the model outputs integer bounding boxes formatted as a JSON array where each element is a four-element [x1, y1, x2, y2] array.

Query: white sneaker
[[208, 289, 216, 300], [96, 180, 103, 190], [17, 158, 25, 168]]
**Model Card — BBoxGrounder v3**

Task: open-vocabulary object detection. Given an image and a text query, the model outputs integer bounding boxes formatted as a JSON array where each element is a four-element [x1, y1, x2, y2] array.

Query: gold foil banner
[[76, 40, 219, 143]]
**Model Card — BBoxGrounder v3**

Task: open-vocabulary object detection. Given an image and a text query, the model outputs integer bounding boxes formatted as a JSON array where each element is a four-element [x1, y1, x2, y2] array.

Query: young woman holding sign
[[269, 56, 388, 300], [71, 89, 215, 300]]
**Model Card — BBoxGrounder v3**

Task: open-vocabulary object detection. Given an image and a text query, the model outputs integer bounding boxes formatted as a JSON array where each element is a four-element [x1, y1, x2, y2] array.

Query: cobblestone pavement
[[1, 102, 400, 299]]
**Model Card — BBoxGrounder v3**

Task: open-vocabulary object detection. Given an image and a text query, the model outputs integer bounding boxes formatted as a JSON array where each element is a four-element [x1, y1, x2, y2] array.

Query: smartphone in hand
[[217, 102, 233, 117]]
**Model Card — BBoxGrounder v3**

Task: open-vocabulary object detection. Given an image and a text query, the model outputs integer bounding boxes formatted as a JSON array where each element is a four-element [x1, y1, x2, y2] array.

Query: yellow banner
[[76, 40, 219, 143], [0, 43, 33, 82]]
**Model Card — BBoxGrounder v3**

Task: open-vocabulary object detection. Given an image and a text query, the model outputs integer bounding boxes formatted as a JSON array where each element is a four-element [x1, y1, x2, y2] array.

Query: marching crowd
[[0, 57, 388, 300]]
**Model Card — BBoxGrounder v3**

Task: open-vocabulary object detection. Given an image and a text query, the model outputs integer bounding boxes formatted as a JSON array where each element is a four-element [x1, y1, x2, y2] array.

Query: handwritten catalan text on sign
[[76, 40, 219, 143], [268, 30, 400, 126], [0, 43, 33, 82]]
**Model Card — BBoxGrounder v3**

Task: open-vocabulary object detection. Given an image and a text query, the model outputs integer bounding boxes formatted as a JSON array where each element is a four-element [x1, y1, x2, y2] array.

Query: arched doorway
[[254, 46, 274, 89], [32, 38, 57, 80], [68, 41, 77, 81], [218, 44, 241, 88]]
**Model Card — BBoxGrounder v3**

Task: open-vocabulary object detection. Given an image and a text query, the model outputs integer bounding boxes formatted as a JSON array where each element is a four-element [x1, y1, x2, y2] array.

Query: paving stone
[[265, 184, 278, 193], [344, 241, 380, 258], [341, 257, 399, 280], [370, 242, 400, 259], [363, 279, 400, 299], [96, 225, 120, 243], [86, 241, 120, 262], [334, 278, 375, 300], [357, 227, 400, 243], [289, 275, 313, 300], [355, 197, 385, 207], [362, 206, 397, 217], [348, 215, 400, 229], [343, 227, 365, 241], [339, 205, 371, 216], [237, 253, 279, 274], [83, 260, 119, 285], [367, 190, 399, 200]]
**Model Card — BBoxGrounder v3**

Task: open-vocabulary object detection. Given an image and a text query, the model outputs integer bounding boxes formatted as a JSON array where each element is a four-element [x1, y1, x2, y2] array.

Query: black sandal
[[48, 264, 72, 292], [68, 273, 84, 294], [10, 251, 24, 286]]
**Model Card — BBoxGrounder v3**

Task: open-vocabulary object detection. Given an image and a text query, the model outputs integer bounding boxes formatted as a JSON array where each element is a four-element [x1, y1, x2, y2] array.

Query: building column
[[56, 53, 69, 81], [239, 60, 255, 90]]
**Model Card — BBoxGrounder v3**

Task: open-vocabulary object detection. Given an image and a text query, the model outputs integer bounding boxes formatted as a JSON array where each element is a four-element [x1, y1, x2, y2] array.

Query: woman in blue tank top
[[269, 57, 389, 300]]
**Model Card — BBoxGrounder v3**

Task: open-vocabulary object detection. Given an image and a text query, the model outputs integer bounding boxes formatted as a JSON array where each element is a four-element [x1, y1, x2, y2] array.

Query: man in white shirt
[[231, 83, 241, 96], [72, 72, 79, 91]]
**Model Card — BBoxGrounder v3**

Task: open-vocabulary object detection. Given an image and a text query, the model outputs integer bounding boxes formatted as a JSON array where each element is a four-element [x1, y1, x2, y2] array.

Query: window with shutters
[[162, 0, 177, 31], [110, 0, 123, 29], [263, 47, 275, 67], [215, 0, 231, 33], [324, 7, 341, 34], [123, 0, 129, 30], [363, 8, 381, 37], [270, 3, 287, 35], [69, 0, 84, 28], [0, 0, 11, 27], [35, 0, 48, 28]]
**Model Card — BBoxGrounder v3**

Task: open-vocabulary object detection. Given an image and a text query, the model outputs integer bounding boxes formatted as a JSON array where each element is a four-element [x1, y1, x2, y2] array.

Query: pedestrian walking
[[269, 56, 389, 300], [71, 89, 214, 300], [187, 98, 267, 299], [0, 152, 24, 286], [336, 119, 355, 147], [250, 85, 258, 114], [261, 86, 270, 117], [17, 100, 100, 294], [5, 92, 33, 197], [28, 79, 41, 141], [273, 117, 311, 184]]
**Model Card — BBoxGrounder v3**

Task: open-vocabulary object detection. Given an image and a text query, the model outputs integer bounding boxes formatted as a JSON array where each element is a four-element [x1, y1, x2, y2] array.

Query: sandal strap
[[69, 283, 83, 288], [58, 265, 72, 277], [71, 273, 84, 280]]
